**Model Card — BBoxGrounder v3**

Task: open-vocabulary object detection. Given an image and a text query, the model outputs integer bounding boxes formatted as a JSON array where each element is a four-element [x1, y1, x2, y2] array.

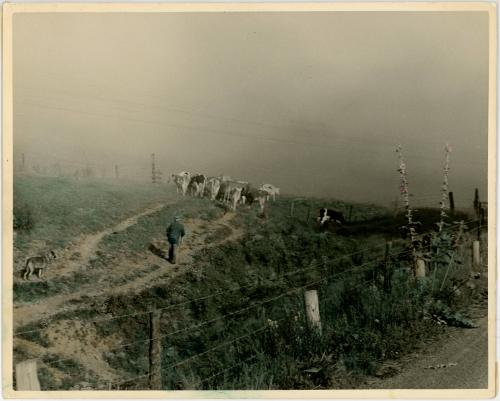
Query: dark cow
[[317, 208, 346, 227], [241, 186, 261, 205], [188, 174, 207, 197]]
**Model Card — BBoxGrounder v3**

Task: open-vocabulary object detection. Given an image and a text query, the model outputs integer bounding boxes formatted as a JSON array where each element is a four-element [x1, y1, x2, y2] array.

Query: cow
[[240, 186, 268, 215], [260, 184, 280, 201], [229, 186, 243, 211], [171, 171, 191, 196], [205, 177, 222, 201], [188, 174, 207, 197], [317, 208, 346, 227], [221, 180, 248, 204], [255, 189, 268, 215]]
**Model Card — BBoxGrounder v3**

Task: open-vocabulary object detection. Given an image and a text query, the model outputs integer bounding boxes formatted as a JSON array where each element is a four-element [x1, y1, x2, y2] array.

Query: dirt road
[[362, 311, 488, 389]]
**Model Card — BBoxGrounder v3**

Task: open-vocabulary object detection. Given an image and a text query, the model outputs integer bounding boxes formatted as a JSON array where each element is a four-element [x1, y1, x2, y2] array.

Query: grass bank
[[13, 175, 177, 252]]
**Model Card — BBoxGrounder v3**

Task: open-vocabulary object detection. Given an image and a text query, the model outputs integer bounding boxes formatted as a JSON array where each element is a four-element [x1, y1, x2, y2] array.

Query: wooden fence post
[[448, 192, 455, 213], [15, 360, 41, 391], [477, 208, 483, 242], [306, 204, 312, 222], [474, 188, 479, 216], [290, 201, 295, 217], [473, 241, 481, 268], [383, 241, 392, 292], [415, 258, 426, 278], [149, 310, 162, 390], [304, 290, 322, 334]]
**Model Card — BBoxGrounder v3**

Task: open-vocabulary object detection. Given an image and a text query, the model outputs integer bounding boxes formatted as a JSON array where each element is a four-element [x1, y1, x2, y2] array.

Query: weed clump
[[13, 203, 35, 232]]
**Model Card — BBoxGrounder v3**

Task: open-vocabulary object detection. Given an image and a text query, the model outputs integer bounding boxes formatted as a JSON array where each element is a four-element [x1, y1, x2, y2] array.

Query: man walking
[[166, 216, 185, 264]]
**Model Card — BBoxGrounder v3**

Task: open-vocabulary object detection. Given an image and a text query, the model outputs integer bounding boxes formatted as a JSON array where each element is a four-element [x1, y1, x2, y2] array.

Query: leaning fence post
[[304, 290, 322, 334], [15, 360, 41, 391], [448, 192, 455, 213], [415, 258, 426, 278], [149, 310, 162, 390], [473, 240, 481, 268]]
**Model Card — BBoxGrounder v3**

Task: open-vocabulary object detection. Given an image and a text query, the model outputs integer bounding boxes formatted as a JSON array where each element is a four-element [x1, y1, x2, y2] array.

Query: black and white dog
[[317, 208, 346, 227], [23, 251, 57, 280]]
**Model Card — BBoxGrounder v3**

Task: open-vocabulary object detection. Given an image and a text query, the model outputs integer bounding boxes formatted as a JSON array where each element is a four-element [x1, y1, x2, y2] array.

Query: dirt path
[[14, 211, 243, 329], [20, 203, 166, 281], [14, 208, 243, 386], [361, 307, 488, 389], [103, 212, 243, 297]]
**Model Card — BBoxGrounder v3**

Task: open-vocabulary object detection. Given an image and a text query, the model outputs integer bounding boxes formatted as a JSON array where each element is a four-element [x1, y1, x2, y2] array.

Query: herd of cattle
[[169, 171, 347, 228], [169, 171, 280, 213]]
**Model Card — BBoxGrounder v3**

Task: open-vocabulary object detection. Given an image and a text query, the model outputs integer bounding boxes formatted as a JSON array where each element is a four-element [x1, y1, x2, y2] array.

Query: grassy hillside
[[12, 178, 483, 390], [96, 199, 477, 390], [13, 176, 176, 252]]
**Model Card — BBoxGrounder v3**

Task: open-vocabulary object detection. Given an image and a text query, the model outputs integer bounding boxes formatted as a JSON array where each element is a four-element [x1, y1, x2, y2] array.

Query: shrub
[[13, 203, 35, 231]]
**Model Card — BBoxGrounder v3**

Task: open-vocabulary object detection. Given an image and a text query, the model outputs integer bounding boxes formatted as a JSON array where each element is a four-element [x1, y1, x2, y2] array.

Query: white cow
[[255, 189, 268, 215], [229, 187, 243, 211], [205, 177, 222, 200], [222, 181, 248, 204], [171, 171, 191, 196], [260, 184, 280, 201]]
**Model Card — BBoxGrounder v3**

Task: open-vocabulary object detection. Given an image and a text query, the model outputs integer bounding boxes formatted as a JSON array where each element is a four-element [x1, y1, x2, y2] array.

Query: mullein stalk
[[437, 143, 452, 232], [396, 145, 417, 268]]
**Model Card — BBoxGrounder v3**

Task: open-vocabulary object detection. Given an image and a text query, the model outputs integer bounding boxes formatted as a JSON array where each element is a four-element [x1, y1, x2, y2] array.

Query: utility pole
[[151, 153, 156, 184], [22, 153, 25, 171], [115, 165, 119, 179], [151, 153, 162, 184]]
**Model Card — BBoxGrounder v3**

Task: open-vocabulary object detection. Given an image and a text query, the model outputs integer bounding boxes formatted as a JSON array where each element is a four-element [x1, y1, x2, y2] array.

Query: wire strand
[[14, 219, 479, 337]]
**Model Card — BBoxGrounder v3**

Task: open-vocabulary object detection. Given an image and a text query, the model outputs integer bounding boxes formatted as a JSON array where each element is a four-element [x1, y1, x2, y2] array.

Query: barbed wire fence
[[13, 214, 488, 391]]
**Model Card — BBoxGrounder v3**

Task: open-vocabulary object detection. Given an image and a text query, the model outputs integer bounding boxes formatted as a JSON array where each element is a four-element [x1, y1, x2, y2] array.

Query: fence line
[[13, 241, 399, 337], [104, 259, 381, 351], [14, 218, 479, 338], [110, 318, 286, 388], [33, 257, 390, 372], [15, 217, 486, 390], [33, 257, 388, 370]]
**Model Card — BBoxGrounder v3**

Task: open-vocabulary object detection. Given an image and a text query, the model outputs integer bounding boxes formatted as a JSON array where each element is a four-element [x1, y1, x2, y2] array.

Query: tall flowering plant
[[437, 143, 452, 232], [396, 145, 419, 269]]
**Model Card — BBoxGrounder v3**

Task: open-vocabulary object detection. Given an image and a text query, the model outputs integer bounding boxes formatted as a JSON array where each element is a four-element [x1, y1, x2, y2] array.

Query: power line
[[14, 82, 475, 151], [14, 99, 487, 168]]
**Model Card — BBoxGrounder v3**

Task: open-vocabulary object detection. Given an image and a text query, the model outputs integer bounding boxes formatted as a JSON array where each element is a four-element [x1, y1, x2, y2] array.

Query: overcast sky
[[13, 11, 489, 206]]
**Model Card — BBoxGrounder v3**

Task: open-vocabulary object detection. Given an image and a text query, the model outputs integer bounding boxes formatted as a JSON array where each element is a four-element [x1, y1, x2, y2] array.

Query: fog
[[13, 11, 489, 207]]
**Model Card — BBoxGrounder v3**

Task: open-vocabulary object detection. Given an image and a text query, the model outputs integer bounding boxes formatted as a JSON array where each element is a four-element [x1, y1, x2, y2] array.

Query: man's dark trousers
[[168, 242, 177, 263]]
